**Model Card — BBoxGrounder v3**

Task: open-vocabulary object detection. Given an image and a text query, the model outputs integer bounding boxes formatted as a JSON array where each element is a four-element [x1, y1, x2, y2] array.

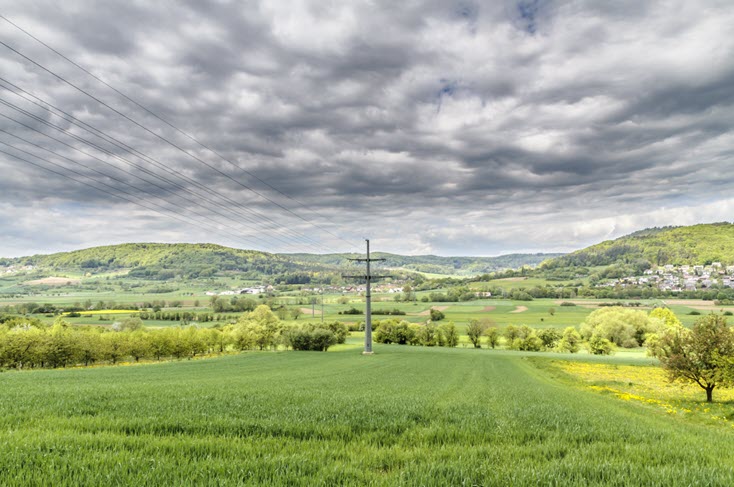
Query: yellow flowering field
[[554, 361, 734, 427]]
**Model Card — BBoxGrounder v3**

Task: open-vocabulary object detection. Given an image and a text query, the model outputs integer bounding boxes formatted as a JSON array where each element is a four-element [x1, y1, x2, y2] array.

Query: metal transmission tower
[[343, 239, 388, 355]]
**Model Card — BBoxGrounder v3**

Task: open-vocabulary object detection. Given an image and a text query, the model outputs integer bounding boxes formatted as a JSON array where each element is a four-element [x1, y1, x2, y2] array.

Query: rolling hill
[[0, 243, 561, 279], [542, 222, 734, 269]]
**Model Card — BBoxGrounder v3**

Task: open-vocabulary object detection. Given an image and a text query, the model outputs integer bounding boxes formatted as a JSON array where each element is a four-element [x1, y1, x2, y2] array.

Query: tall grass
[[1, 346, 733, 485]]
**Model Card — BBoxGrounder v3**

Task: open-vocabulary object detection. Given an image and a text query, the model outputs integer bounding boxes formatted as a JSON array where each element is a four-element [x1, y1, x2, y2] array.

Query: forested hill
[[0, 243, 563, 279], [1, 243, 305, 279], [283, 252, 563, 275], [542, 222, 734, 269]]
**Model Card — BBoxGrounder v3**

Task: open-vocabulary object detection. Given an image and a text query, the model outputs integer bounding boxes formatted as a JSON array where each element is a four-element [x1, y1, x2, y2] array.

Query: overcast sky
[[0, 1, 732, 258]]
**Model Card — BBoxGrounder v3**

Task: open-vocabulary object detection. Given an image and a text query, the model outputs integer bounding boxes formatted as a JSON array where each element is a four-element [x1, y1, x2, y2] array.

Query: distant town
[[600, 263, 734, 291]]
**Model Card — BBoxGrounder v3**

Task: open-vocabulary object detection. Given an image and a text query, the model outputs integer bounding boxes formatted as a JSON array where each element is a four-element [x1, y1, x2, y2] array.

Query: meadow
[[2, 344, 734, 485]]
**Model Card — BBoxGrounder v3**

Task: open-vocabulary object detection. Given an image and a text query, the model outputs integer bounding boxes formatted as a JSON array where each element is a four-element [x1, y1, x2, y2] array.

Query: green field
[[2, 344, 734, 485]]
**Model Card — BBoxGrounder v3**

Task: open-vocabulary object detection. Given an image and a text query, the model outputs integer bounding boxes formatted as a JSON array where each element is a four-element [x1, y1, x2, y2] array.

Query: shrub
[[587, 334, 614, 355], [560, 302, 577, 307], [558, 327, 581, 353], [537, 328, 561, 349], [286, 328, 337, 351], [429, 308, 445, 321], [688, 310, 701, 315]]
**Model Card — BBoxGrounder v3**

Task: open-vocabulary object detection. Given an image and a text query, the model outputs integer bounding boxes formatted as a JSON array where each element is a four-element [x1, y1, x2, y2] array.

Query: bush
[[587, 334, 614, 355], [286, 328, 337, 351], [688, 310, 701, 315], [537, 328, 561, 349], [560, 302, 577, 307], [339, 307, 363, 315], [429, 308, 445, 321], [372, 308, 406, 316], [558, 327, 581, 353]]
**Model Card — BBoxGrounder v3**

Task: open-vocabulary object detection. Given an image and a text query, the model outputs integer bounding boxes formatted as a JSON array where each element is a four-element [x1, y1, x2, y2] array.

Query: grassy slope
[[2, 346, 734, 485]]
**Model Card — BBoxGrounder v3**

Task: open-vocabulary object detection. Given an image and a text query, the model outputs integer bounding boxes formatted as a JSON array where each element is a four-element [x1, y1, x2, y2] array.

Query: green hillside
[[543, 222, 734, 269], [0, 243, 562, 279], [1, 243, 305, 280]]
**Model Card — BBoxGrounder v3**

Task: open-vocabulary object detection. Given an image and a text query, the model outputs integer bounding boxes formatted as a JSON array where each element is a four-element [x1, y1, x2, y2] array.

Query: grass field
[[2, 344, 734, 485]]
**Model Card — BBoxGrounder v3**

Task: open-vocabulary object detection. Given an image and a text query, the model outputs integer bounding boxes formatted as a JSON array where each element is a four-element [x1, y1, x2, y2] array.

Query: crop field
[[2, 345, 734, 485]]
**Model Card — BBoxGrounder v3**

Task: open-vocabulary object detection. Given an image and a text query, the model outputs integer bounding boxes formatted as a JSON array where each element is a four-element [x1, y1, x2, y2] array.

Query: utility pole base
[[362, 351, 375, 355]]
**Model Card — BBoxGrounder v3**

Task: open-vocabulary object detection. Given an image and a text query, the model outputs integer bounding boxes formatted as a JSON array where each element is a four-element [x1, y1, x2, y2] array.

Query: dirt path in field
[[663, 299, 717, 307], [482, 306, 496, 312], [510, 306, 528, 313], [299, 307, 323, 316], [26, 276, 80, 286], [417, 305, 449, 316]]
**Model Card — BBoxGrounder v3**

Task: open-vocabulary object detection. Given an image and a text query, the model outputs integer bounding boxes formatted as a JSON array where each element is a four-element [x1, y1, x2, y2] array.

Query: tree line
[[0, 306, 349, 370]]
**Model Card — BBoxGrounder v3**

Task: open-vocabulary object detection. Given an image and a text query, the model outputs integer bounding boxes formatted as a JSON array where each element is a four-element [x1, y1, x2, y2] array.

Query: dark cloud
[[0, 0, 733, 257]]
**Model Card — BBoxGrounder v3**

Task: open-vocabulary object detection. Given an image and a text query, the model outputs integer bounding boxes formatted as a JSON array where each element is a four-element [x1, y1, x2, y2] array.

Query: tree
[[485, 327, 500, 349], [558, 327, 581, 353], [587, 334, 613, 355], [209, 295, 225, 313], [466, 319, 486, 348], [504, 324, 519, 343], [548, 307, 556, 316], [439, 322, 459, 347], [649, 307, 682, 328], [537, 328, 561, 350], [290, 308, 304, 320], [418, 322, 440, 346], [581, 307, 653, 348], [651, 314, 734, 402], [402, 284, 415, 302]]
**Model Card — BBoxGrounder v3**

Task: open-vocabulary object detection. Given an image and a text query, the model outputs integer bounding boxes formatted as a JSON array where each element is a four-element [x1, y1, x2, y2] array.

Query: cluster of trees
[[465, 320, 582, 353], [229, 307, 347, 352], [136, 311, 235, 323], [0, 318, 224, 369], [209, 295, 258, 313], [577, 307, 677, 353], [0, 306, 350, 370], [423, 287, 477, 303], [372, 308, 407, 316], [374, 319, 459, 347]]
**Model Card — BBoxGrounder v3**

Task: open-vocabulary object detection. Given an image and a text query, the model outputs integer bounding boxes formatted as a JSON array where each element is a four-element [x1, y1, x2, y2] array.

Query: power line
[[0, 88, 331, 253], [0, 92, 329, 253], [0, 132, 307, 253], [0, 12, 359, 250], [0, 35, 358, 253], [0, 146, 286, 251]]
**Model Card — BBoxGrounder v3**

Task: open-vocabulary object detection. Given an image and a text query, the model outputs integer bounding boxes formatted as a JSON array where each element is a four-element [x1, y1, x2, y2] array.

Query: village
[[600, 263, 734, 291]]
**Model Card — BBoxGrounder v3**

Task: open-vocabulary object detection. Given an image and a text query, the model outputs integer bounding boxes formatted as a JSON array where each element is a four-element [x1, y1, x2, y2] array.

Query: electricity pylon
[[343, 239, 388, 354]]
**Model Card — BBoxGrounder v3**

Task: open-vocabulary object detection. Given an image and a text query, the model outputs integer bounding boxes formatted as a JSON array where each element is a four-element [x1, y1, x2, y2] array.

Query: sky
[[0, 0, 733, 258]]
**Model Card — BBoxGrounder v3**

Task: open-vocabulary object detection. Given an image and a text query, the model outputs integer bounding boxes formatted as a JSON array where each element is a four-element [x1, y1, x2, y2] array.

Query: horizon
[[0, 239, 566, 260], [1, 1, 733, 257]]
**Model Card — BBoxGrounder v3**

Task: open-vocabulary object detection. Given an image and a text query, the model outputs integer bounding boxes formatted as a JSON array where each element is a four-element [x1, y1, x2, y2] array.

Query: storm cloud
[[0, 0, 732, 257]]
